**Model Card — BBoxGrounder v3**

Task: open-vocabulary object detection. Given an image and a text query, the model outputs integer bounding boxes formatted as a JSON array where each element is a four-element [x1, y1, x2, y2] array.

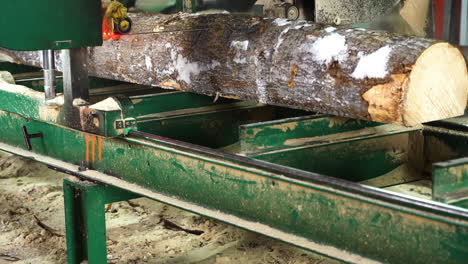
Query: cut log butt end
[[364, 43, 468, 126]]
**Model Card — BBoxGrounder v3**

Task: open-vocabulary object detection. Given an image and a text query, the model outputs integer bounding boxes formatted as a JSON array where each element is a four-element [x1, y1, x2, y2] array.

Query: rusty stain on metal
[[98, 137, 103, 161], [92, 135, 96, 163], [85, 134, 90, 163]]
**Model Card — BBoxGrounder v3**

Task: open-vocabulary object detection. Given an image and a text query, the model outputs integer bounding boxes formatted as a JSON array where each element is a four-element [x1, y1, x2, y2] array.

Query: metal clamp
[[22, 126, 43, 151]]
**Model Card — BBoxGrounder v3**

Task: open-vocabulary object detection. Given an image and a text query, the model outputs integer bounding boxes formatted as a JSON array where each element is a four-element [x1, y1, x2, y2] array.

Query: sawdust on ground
[[0, 151, 340, 264]]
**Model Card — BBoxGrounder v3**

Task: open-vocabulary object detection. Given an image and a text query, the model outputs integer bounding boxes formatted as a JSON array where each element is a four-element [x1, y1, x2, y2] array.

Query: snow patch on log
[[231, 40, 249, 64], [175, 54, 201, 83], [211, 60, 221, 68], [253, 56, 268, 104], [352, 46, 392, 79], [145, 56, 153, 71], [273, 18, 292, 27], [325, 27, 336, 32], [165, 48, 222, 84], [274, 28, 291, 58], [310, 33, 348, 65], [168, 49, 201, 84], [294, 23, 313, 30]]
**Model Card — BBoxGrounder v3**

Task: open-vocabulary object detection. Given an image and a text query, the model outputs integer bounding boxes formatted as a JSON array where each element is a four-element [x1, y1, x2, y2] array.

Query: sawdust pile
[[0, 152, 338, 264]]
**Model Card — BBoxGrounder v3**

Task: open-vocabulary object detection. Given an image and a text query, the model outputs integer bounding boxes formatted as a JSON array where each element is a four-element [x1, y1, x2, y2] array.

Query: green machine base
[[0, 62, 468, 263]]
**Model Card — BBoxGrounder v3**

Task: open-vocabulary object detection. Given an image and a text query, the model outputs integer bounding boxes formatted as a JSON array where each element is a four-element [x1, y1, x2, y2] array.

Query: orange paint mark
[[85, 135, 90, 163], [98, 137, 103, 161], [92, 136, 96, 163]]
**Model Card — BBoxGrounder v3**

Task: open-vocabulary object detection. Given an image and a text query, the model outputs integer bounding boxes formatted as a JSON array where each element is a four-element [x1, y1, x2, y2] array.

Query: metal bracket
[[22, 126, 43, 150], [115, 118, 137, 130]]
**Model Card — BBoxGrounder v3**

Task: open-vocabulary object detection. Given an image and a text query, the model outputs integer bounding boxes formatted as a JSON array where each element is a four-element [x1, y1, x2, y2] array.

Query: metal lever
[[22, 126, 43, 151]]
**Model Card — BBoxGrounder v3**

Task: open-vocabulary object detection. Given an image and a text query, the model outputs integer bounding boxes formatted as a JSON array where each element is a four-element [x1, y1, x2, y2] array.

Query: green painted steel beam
[[0, 79, 239, 137], [137, 102, 276, 148], [423, 126, 468, 173], [239, 115, 382, 154], [129, 91, 231, 117], [433, 157, 468, 208], [0, 62, 39, 75], [250, 125, 421, 182], [135, 102, 310, 149], [0, 111, 467, 263]]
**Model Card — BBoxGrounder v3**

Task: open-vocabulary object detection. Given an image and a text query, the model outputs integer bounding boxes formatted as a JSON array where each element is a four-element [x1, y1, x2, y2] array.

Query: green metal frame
[[1, 110, 468, 263], [0, 0, 102, 50], [1, 64, 468, 263], [136, 0, 201, 14]]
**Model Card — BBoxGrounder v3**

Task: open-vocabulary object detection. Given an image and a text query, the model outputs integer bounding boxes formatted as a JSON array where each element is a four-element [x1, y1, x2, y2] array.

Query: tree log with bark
[[1, 12, 467, 126]]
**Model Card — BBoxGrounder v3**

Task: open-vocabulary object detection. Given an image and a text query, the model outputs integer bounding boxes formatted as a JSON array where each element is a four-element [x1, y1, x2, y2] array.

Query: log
[[1, 12, 467, 126]]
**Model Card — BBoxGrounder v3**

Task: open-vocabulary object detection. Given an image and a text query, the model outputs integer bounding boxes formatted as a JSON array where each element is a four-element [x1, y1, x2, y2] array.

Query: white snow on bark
[[175, 54, 201, 84], [273, 27, 291, 58], [211, 60, 221, 68], [145, 56, 153, 71], [231, 40, 249, 64], [295, 23, 313, 30], [163, 48, 221, 83], [167, 49, 201, 84], [253, 56, 267, 104], [231, 40, 249, 51], [273, 18, 292, 27], [351, 45, 392, 79], [325, 27, 336, 32], [310, 33, 348, 65]]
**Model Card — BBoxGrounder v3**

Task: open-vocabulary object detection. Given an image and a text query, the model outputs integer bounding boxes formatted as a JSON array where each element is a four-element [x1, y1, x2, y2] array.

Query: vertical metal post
[[62, 47, 90, 107], [61, 47, 90, 127], [183, 0, 198, 12], [64, 178, 141, 264], [83, 189, 108, 264], [461, 0, 468, 45], [42, 50, 56, 100], [443, 0, 458, 43], [63, 182, 85, 264]]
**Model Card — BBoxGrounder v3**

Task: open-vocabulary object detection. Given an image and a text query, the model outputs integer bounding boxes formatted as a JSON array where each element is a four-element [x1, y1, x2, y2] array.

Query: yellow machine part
[[102, 1, 129, 40]]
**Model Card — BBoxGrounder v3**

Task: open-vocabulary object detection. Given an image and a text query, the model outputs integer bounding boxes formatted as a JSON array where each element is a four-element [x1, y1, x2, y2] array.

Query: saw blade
[[126, 28, 208, 36]]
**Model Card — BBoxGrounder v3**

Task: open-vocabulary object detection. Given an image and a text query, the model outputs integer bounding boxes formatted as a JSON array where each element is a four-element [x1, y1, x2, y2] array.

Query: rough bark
[[1, 12, 467, 125]]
